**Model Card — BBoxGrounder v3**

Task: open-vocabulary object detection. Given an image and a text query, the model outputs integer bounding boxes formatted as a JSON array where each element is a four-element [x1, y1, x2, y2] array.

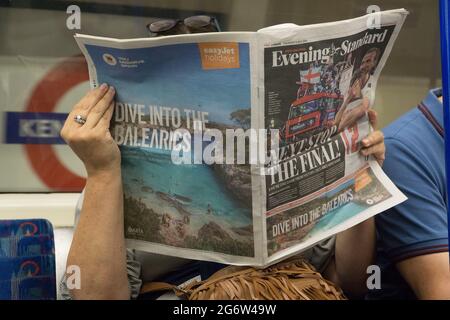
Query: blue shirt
[[368, 88, 448, 299]]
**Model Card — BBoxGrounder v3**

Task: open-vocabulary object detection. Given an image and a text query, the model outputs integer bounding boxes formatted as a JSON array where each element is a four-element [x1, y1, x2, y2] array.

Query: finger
[[96, 100, 115, 129], [360, 143, 385, 159], [361, 130, 383, 147], [61, 108, 88, 140], [368, 109, 378, 130], [65, 84, 110, 131], [69, 84, 109, 118], [84, 86, 115, 129]]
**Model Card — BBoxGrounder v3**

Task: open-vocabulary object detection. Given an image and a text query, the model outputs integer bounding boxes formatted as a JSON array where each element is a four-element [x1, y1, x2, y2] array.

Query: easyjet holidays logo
[[198, 42, 240, 69]]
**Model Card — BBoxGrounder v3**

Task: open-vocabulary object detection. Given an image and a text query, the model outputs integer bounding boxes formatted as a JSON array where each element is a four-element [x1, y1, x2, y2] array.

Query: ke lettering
[[19, 119, 63, 138]]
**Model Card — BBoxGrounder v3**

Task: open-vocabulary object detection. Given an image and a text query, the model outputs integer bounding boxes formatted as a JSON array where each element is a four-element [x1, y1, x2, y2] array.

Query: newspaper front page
[[75, 8, 408, 267], [257, 9, 408, 265]]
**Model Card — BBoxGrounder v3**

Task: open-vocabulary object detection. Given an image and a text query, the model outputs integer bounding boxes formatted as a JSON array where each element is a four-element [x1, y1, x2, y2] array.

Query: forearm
[[67, 169, 130, 299], [334, 100, 348, 126], [396, 252, 450, 300], [415, 280, 450, 300], [328, 218, 376, 296]]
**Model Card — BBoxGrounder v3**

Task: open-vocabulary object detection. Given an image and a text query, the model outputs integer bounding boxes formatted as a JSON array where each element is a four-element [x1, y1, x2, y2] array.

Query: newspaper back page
[[76, 32, 262, 265]]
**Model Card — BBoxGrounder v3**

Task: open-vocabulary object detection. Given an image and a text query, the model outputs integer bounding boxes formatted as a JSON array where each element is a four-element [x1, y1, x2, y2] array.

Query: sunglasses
[[147, 15, 221, 37]]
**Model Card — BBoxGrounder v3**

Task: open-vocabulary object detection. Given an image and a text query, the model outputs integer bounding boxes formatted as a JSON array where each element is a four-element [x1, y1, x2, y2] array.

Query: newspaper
[[75, 9, 408, 267]]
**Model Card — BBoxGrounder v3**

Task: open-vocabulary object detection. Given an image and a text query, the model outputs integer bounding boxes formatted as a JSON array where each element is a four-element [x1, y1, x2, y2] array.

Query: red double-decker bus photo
[[281, 92, 343, 142]]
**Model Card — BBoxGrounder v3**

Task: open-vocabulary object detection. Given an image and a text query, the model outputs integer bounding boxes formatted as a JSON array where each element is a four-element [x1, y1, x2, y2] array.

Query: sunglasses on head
[[147, 15, 221, 37]]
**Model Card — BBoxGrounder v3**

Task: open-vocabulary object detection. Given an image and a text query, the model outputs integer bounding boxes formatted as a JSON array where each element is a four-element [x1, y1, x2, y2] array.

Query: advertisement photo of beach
[[84, 41, 257, 257]]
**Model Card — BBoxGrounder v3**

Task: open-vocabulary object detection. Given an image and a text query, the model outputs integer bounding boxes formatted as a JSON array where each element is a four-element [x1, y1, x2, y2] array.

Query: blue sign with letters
[[5, 112, 67, 144]]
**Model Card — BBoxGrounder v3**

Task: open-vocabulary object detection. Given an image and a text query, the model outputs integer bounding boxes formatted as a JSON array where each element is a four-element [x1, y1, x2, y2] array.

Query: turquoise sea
[[308, 179, 367, 235], [121, 146, 252, 227], [310, 201, 366, 236]]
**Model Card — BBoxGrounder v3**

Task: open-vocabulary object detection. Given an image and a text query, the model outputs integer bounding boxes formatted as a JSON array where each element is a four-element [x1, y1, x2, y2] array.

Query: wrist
[[86, 165, 122, 181]]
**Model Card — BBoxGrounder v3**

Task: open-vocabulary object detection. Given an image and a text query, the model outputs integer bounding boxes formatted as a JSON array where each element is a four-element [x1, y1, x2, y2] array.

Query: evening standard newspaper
[[75, 9, 408, 267]]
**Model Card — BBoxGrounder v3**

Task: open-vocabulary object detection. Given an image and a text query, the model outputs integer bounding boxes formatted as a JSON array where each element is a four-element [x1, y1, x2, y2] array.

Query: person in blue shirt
[[369, 88, 450, 299]]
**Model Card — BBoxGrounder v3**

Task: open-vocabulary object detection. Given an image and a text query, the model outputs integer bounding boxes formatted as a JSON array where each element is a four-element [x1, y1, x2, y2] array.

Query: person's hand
[[60, 83, 120, 176], [337, 96, 370, 132], [360, 109, 385, 166]]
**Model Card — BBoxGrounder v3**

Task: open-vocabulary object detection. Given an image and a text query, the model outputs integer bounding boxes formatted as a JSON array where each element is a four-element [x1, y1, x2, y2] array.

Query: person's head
[[147, 15, 220, 37], [360, 47, 381, 75]]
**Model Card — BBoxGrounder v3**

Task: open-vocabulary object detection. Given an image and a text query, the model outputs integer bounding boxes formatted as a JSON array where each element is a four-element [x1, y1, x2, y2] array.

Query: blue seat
[[0, 219, 56, 300]]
